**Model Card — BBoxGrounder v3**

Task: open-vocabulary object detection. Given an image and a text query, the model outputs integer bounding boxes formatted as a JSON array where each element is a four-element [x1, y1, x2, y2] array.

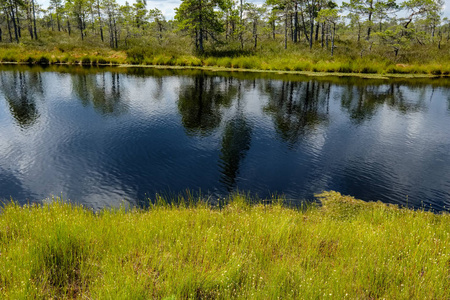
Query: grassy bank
[[1, 191, 449, 299], [1, 42, 450, 77]]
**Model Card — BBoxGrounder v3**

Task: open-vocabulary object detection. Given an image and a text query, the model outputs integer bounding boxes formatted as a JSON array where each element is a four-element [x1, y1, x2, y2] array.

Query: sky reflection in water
[[0, 66, 449, 211]]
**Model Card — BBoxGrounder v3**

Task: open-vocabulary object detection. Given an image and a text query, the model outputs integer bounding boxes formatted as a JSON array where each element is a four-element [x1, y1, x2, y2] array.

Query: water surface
[[0, 66, 449, 210]]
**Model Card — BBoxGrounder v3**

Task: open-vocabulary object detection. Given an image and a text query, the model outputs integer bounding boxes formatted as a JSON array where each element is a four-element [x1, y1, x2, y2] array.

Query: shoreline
[[1, 61, 449, 80]]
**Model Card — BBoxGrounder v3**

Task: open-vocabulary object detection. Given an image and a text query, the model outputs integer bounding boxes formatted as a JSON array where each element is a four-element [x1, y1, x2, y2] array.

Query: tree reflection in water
[[218, 83, 252, 191], [0, 71, 42, 128], [178, 76, 252, 191], [178, 75, 236, 136], [340, 84, 426, 123], [263, 80, 330, 146], [71, 72, 127, 115]]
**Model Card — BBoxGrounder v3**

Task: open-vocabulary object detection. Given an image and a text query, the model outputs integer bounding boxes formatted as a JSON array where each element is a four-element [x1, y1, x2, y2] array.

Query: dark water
[[0, 65, 449, 211]]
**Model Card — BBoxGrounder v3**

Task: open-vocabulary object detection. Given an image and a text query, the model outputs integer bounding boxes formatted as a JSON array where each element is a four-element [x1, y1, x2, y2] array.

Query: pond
[[0, 65, 449, 211]]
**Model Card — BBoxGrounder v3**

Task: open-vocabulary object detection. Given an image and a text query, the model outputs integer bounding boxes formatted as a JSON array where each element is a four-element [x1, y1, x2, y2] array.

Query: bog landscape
[[0, 0, 450, 298]]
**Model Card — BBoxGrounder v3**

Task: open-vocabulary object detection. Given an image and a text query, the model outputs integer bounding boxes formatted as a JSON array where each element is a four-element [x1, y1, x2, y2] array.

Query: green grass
[[1, 191, 450, 299], [1, 27, 450, 75], [2, 39, 450, 76]]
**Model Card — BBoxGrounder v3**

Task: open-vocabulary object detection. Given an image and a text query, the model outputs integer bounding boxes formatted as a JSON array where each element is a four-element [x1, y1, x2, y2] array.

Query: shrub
[[338, 63, 353, 73], [24, 56, 35, 64], [143, 57, 154, 65], [126, 47, 148, 64], [203, 57, 217, 66], [153, 55, 167, 65], [81, 56, 91, 65], [38, 55, 50, 65], [217, 57, 232, 68], [430, 67, 442, 75], [97, 57, 107, 65], [293, 61, 312, 71], [0, 51, 18, 62]]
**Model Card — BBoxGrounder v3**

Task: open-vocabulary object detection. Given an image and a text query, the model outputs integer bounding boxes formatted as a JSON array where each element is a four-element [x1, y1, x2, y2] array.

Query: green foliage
[[175, 0, 227, 52], [1, 24, 450, 75]]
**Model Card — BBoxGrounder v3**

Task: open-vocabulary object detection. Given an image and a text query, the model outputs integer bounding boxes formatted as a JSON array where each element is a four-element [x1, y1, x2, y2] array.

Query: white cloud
[[38, 0, 450, 21]]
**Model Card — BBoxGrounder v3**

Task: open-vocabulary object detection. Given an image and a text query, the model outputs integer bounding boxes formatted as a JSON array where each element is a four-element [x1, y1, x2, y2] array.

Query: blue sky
[[134, 0, 450, 20], [39, 0, 450, 20]]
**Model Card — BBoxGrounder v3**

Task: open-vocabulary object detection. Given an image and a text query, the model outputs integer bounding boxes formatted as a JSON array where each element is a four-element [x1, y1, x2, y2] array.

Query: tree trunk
[[10, 3, 19, 43], [301, 9, 309, 43], [225, 14, 229, 40], [6, 10, 13, 42], [253, 19, 257, 49], [114, 16, 118, 48], [109, 15, 114, 47], [438, 30, 442, 49], [14, 3, 21, 38], [57, 13, 61, 31], [272, 20, 275, 39], [195, 28, 198, 50], [294, 3, 298, 43], [32, 0, 38, 39], [80, 16, 84, 40], [321, 22, 324, 48], [290, 13, 294, 42], [239, 0, 243, 49], [28, 6, 34, 39], [68, 20, 71, 36], [199, 0, 204, 52], [284, 13, 288, 49], [366, 0, 373, 40], [357, 22, 361, 42], [309, 11, 314, 49], [315, 22, 319, 41], [331, 23, 335, 56], [97, 1, 103, 42], [431, 25, 435, 43]]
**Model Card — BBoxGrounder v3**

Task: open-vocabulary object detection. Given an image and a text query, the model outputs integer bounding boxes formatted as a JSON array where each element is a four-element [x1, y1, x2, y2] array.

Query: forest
[[0, 0, 449, 74]]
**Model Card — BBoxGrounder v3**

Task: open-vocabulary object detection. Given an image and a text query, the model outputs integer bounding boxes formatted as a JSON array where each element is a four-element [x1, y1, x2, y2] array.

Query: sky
[[38, 0, 450, 20], [127, 0, 450, 20], [144, 0, 265, 19]]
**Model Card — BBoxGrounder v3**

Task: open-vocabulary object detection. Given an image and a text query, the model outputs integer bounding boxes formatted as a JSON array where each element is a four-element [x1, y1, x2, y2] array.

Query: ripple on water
[[1, 68, 450, 210]]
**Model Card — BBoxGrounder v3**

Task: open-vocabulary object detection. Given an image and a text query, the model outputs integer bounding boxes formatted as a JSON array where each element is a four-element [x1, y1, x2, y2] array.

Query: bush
[[81, 56, 91, 65], [430, 67, 442, 75], [38, 55, 50, 65], [97, 57, 107, 65], [126, 47, 148, 64], [0, 51, 18, 62], [231, 56, 259, 69], [203, 57, 217, 66], [143, 57, 154, 65], [336, 62, 351, 73], [24, 56, 35, 64], [217, 57, 232, 68]]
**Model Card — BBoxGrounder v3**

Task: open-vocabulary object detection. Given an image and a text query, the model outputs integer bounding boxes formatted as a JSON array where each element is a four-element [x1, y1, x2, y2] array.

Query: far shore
[[1, 60, 449, 80]]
